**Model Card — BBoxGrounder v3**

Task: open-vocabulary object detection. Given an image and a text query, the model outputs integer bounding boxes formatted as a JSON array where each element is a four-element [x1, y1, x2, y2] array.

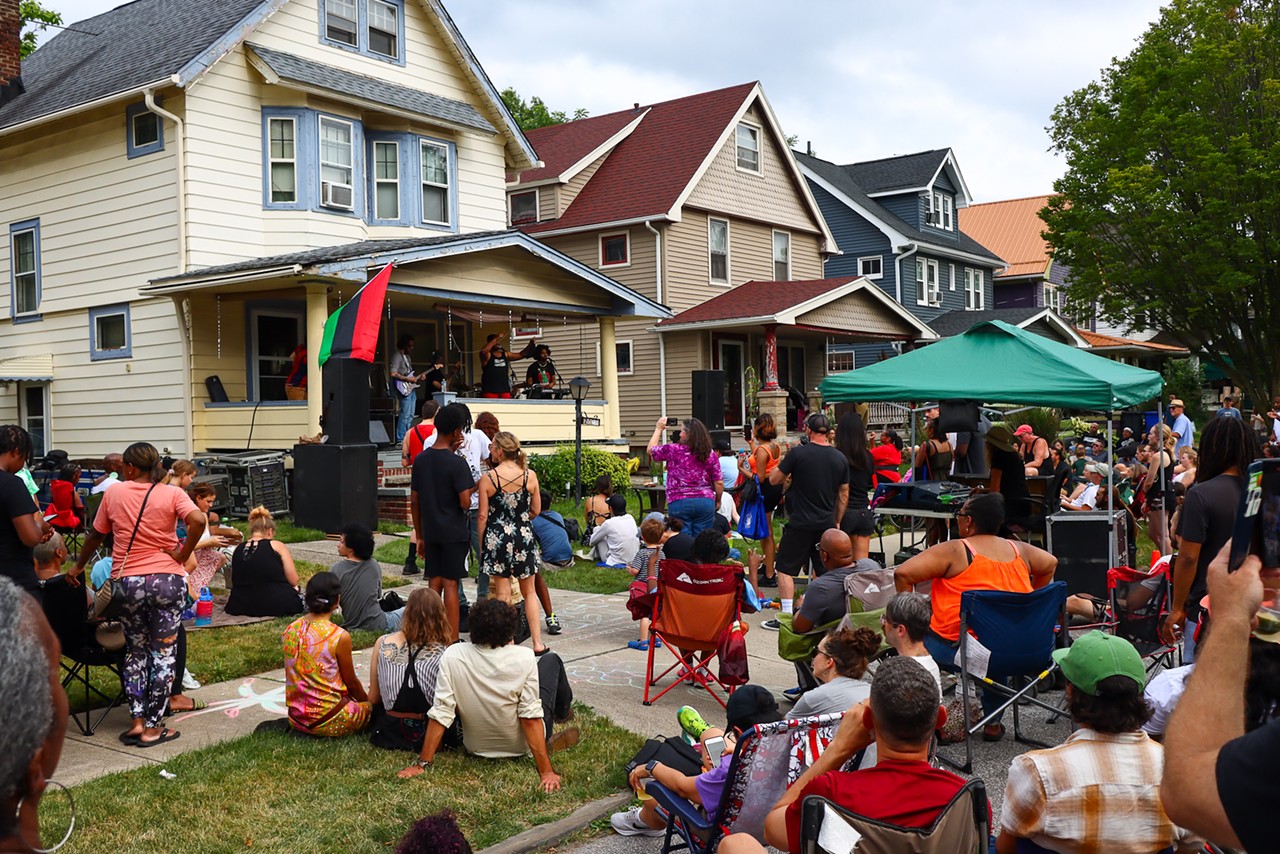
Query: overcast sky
[[40, 0, 1166, 201]]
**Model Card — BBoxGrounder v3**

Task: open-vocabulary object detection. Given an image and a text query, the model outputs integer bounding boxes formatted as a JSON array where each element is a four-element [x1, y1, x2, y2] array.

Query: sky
[[36, 0, 1167, 202]]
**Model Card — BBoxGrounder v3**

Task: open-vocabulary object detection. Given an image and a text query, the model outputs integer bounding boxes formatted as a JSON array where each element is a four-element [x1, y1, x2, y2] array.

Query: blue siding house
[[795, 149, 1005, 366]]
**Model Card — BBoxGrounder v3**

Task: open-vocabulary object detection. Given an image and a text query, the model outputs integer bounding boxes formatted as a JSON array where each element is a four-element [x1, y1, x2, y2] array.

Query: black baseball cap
[[724, 685, 782, 732], [805, 413, 831, 434]]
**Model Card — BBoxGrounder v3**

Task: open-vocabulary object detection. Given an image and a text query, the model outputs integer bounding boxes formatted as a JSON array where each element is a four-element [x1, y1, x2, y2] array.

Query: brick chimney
[[0, 0, 25, 108]]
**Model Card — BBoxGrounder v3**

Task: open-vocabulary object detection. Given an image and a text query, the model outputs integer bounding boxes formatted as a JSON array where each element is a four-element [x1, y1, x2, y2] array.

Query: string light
[[216, 294, 222, 359]]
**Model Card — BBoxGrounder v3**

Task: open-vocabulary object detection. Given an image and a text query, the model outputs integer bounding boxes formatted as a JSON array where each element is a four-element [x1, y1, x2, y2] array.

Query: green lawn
[[61, 703, 642, 853]]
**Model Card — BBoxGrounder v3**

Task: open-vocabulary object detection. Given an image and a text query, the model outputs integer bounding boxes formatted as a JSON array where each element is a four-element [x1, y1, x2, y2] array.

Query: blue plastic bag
[[737, 477, 771, 540]]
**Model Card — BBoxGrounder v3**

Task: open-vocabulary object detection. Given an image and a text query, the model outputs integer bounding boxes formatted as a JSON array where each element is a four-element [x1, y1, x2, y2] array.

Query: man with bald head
[[92, 453, 123, 494]]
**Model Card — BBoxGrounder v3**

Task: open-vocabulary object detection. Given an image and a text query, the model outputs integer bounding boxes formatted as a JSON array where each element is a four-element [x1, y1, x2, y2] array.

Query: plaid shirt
[[1000, 729, 1199, 854]]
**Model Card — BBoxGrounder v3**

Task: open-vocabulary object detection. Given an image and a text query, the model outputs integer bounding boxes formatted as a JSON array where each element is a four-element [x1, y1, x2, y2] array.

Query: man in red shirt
[[718, 656, 977, 854]]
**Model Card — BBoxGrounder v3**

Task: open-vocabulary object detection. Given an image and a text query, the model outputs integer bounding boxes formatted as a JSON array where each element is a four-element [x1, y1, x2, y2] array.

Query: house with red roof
[[509, 83, 932, 443]]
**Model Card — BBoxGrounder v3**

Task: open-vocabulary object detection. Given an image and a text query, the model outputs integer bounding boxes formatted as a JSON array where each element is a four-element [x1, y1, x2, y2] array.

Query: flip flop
[[135, 728, 181, 748], [119, 731, 142, 745], [167, 697, 207, 714], [534, 646, 551, 657]]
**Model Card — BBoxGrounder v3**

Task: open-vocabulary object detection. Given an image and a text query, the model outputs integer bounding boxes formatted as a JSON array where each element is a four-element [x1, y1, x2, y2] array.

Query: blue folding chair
[[938, 581, 1068, 774]]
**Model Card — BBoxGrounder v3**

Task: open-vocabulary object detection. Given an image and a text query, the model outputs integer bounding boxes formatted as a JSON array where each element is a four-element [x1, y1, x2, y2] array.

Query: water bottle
[[195, 586, 213, 627]]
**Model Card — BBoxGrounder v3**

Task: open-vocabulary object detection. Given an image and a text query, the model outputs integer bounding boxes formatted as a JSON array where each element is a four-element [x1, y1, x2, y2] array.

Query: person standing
[[479, 333, 532, 399], [411, 404, 477, 642], [455, 403, 492, 599], [834, 412, 876, 554], [390, 334, 422, 443], [1144, 425, 1177, 555], [0, 426, 52, 598], [742, 413, 784, 586], [953, 412, 990, 477], [1216, 395, 1242, 420], [523, 345, 558, 395], [647, 417, 723, 538], [765, 414, 849, 625], [1169, 399, 1195, 453]]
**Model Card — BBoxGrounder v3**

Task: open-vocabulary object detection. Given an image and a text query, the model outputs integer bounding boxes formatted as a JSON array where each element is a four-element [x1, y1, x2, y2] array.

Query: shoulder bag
[[92, 482, 159, 621]]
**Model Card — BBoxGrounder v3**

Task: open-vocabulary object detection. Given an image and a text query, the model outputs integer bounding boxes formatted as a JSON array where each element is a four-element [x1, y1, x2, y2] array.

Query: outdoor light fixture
[[568, 375, 590, 401], [569, 376, 591, 505]]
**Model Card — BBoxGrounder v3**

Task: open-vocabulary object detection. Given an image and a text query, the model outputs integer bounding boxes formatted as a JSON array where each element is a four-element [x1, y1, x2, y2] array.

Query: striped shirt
[[375, 639, 447, 712], [1000, 729, 1199, 854]]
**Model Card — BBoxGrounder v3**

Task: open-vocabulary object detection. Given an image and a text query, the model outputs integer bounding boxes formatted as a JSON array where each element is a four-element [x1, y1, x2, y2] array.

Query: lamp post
[[569, 376, 591, 507]]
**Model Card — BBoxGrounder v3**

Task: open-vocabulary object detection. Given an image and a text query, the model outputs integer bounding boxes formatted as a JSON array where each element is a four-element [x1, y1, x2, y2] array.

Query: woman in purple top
[[648, 416, 723, 538]]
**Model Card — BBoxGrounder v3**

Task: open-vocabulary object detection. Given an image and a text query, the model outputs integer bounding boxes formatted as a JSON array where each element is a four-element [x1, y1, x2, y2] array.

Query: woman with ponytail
[[283, 572, 371, 737], [225, 506, 303, 617]]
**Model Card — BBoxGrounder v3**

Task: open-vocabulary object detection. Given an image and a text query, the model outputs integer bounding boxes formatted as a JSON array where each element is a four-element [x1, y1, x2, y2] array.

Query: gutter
[[0, 79, 171, 139], [645, 220, 668, 415], [895, 243, 919, 305], [144, 264, 305, 294]]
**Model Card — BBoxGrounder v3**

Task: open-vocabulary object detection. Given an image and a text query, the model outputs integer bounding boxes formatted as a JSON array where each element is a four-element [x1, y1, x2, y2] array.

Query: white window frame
[[1044, 282, 1061, 312], [267, 117, 298, 204], [372, 139, 399, 221], [857, 255, 883, 279], [916, 258, 940, 306], [367, 0, 399, 59], [772, 230, 791, 280], [973, 269, 984, 309], [929, 192, 940, 226], [942, 195, 953, 230], [949, 263, 956, 291], [964, 268, 986, 310], [735, 122, 762, 174], [420, 140, 451, 226], [19, 383, 48, 459], [509, 189, 538, 225], [318, 115, 355, 209], [10, 225, 39, 318], [594, 340, 634, 376], [249, 308, 305, 401], [708, 217, 730, 284], [324, 0, 358, 46], [599, 231, 630, 267]]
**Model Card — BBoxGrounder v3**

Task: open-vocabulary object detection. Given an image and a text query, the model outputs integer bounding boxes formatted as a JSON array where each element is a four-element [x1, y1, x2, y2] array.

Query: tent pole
[[1108, 412, 1115, 568]]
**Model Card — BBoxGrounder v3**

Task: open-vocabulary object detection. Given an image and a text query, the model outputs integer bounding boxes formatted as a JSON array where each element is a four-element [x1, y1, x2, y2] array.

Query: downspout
[[146, 84, 194, 453], [894, 243, 919, 306], [645, 220, 668, 415]]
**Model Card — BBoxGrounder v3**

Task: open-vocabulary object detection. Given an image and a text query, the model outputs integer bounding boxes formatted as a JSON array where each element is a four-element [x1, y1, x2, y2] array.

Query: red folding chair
[[643, 559, 743, 709], [1107, 562, 1180, 674]]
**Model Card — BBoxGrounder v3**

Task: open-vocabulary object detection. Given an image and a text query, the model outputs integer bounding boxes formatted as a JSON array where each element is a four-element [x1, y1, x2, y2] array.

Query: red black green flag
[[318, 262, 393, 365]]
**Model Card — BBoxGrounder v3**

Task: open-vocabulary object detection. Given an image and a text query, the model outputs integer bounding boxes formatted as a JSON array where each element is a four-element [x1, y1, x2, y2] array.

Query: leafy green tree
[[1043, 0, 1280, 405], [20, 1, 61, 58], [1162, 358, 1208, 425], [500, 87, 587, 131]]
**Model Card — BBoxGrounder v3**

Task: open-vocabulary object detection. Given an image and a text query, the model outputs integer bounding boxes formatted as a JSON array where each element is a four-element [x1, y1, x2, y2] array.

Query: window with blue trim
[[9, 219, 41, 321], [320, 0, 405, 65], [126, 101, 164, 159], [89, 304, 131, 360]]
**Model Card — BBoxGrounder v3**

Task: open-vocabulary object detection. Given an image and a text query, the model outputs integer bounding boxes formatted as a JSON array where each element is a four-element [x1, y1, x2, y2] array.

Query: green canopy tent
[[820, 320, 1162, 409]]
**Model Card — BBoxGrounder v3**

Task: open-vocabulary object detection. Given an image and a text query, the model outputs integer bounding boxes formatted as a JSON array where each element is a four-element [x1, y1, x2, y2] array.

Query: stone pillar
[[807, 387, 824, 420], [763, 324, 779, 390], [598, 316, 620, 439], [305, 283, 327, 437], [758, 388, 788, 434]]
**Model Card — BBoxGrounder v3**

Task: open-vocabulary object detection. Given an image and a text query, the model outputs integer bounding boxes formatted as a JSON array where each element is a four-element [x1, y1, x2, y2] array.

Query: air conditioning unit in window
[[929, 295, 943, 307], [924, 211, 937, 224], [321, 181, 354, 210]]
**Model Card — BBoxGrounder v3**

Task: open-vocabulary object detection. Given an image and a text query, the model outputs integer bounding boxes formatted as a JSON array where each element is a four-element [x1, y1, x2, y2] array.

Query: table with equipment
[[631, 483, 667, 521]]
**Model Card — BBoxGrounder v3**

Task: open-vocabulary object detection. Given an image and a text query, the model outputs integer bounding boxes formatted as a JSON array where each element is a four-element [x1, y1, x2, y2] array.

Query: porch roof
[[142, 229, 671, 318], [654, 276, 937, 339], [0, 354, 54, 382], [1078, 329, 1189, 356]]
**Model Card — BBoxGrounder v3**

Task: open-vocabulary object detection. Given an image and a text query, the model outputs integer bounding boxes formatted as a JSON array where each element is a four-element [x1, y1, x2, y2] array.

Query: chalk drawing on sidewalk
[[171, 678, 287, 723]]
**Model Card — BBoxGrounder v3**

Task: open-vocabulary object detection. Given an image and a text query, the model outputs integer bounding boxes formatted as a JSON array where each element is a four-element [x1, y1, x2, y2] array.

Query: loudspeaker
[[691, 370, 725, 431], [369, 420, 391, 445], [938, 400, 979, 433], [292, 443, 377, 532], [1046, 510, 1127, 600], [322, 359, 370, 444]]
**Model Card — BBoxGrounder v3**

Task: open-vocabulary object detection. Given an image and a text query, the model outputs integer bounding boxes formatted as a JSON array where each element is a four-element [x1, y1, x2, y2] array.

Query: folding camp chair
[[40, 575, 126, 735], [1108, 563, 1180, 674], [644, 559, 744, 709], [937, 581, 1069, 774], [647, 713, 845, 854], [800, 779, 990, 854]]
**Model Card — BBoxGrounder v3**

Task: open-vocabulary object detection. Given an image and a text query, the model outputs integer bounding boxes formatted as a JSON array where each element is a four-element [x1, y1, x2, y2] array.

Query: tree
[[499, 87, 587, 131], [19, 1, 61, 58], [1043, 0, 1280, 405]]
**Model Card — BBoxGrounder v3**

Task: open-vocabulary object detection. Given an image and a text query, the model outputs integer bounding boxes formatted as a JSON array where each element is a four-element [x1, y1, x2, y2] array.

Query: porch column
[[598, 316, 620, 438], [762, 324, 780, 390], [305, 283, 327, 437]]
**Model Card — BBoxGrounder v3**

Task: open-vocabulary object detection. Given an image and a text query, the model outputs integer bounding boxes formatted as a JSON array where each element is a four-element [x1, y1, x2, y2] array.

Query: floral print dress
[[481, 468, 538, 579]]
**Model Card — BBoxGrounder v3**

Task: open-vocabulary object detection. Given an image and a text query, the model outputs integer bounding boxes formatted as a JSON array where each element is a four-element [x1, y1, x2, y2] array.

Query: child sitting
[[627, 517, 666, 651], [46, 464, 83, 529]]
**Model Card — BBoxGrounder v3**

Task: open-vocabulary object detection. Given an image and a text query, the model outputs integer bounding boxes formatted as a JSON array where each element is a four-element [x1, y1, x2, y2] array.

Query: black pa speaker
[[691, 370, 725, 431], [322, 359, 370, 444], [291, 443, 377, 532], [1046, 512, 1126, 600]]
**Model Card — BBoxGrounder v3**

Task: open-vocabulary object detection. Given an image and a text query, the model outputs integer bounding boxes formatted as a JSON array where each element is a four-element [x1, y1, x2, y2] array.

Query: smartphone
[[703, 735, 726, 763], [42, 512, 58, 522], [666, 417, 679, 427], [1229, 459, 1280, 572]]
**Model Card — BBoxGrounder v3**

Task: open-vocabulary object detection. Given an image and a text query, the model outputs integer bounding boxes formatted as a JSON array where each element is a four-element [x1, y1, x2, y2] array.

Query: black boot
[[403, 547, 421, 576]]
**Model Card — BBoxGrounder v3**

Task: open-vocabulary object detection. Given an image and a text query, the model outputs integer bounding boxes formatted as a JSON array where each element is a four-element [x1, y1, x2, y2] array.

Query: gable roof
[[510, 108, 645, 185], [795, 151, 1002, 265], [927, 307, 1088, 347], [845, 149, 949, 195], [1078, 329, 1188, 354], [957, 195, 1055, 280]]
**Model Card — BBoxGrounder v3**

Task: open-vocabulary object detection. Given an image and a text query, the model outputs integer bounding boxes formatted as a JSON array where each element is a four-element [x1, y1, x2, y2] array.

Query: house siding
[[878, 194, 920, 230], [808, 183, 901, 301]]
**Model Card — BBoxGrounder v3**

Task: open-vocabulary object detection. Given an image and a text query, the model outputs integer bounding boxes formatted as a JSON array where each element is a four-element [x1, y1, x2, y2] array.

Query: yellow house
[[0, 0, 665, 458]]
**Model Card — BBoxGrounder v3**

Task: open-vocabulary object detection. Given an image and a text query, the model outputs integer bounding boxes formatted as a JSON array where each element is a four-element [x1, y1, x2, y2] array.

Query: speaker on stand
[[691, 370, 725, 431], [321, 358, 370, 444]]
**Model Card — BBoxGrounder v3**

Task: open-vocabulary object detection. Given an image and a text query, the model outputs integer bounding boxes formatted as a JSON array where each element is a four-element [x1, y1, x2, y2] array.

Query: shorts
[[760, 479, 784, 514], [841, 508, 876, 538], [482, 392, 512, 399], [776, 525, 826, 576], [421, 540, 470, 581]]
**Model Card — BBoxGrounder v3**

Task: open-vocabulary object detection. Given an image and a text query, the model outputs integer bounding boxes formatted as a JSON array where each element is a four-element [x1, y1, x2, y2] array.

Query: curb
[[476, 791, 631, 854]]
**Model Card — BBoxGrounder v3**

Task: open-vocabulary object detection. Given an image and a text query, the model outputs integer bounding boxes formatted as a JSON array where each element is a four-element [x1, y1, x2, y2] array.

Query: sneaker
[[761, 618, 781, 631], [627, 639, 650, 651], [782, 685, 804, 701], [758, 574, 778, 587], [546, 726, 581, 754], [181, 669, 201, 691], [545, 614, 563, 635], [610, 807, 664, 838], [677, 705, 709, 741], [402, 563, 421, 576]]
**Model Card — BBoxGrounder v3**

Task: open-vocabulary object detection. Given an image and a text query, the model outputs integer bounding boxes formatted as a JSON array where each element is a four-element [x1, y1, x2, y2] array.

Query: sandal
[[136, 728, 182, 748], [119, 730, 143, 746], [982, 723, 1006, 742], [534, 646, 551, 657], [166, 697, 207, 715]]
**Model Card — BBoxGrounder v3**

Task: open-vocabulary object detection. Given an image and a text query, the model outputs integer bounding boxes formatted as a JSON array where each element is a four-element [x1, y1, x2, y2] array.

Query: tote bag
[[737, 477, 771, 540]]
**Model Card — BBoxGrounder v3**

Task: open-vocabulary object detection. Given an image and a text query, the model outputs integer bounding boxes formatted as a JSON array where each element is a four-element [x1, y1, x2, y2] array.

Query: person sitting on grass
[[717, 657, 981, 854], [627, 516, 666, 651], [368, 588, 455, 754], [282, 572, 372, 737], [396, 809, 472, 854], [611, 684, 783, 837], [880, 592, 942, 690], [712, 513, 742, 561], [526, 490, 566, 636], [330, 522, 403, 633], [399, 598, 577, 791], [589, 493, 639, 567], [225, 506, 303, 617]]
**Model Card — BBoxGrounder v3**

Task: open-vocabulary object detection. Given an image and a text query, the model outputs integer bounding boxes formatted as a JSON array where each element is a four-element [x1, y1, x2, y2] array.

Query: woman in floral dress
[[282, 572, 372, 737], [478, 431, 547, 654]]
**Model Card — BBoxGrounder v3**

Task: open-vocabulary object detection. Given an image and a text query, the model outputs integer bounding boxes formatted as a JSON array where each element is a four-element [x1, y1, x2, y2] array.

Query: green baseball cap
[[1050, 630, 1146, 694]]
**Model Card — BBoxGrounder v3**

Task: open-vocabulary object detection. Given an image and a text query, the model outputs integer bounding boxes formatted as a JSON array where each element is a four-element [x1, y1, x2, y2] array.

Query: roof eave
[[0, 78, 172, 138], [556, 109, 649, 184], [526, 214, 677, 238], [174, 0, 289, 88]]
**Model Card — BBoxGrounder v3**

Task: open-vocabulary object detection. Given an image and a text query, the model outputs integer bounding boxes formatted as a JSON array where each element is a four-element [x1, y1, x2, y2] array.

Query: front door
[[718, 340, 745, 429]]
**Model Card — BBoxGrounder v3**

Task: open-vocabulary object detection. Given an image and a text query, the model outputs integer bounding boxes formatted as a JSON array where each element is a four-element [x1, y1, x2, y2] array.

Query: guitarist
[[390, 335, 424, 443]]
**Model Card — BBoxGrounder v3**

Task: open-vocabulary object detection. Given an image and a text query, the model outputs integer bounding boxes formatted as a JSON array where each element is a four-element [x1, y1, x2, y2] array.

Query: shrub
[[529, 445, 630, 500], [1003, 407, 1061, 442], [1161, 358, 1207, 425]]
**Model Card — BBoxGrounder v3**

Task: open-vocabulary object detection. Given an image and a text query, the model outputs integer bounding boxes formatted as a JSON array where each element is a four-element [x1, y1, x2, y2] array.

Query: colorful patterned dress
[[282, 616, 372, 736], [481, 469, 539, 579]]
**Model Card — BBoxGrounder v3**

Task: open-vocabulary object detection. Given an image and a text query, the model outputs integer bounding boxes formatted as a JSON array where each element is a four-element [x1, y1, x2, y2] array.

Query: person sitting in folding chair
[[718, 657, 985, 854], [995, 631, 1201, 854], [894, 492, 1058, 741], [612, 684, 782, 837]]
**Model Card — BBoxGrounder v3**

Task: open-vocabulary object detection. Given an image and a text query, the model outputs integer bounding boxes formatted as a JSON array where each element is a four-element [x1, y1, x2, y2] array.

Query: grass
[[63, 703, 642, 853], [223, 519, 410, 543]]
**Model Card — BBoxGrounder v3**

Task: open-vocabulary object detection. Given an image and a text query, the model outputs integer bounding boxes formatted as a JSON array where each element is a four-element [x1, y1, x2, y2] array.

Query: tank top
[[225, 539, 303, 617], [481, 352, 511, 394], [929, 538, 1033, 641], [748, 442, 781, 476], [916, 440, 953, 482], [405, 422, 436, 462]]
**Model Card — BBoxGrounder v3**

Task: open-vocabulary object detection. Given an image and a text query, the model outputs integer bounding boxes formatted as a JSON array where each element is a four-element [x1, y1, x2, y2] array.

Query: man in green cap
[[994, 631, 1200, 854]]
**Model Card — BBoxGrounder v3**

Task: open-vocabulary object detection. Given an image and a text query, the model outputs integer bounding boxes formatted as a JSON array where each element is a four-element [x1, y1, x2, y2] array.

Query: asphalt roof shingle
[[1, 0, 266, 130], [511, 109, 643, 184], [845, 149, 949, 194], [247, 44, 495, 134], [926, 308, 1044, 338], [656, 277, 858, 326]]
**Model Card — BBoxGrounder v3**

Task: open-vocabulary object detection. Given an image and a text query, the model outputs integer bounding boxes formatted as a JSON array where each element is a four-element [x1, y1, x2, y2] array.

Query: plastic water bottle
[[195, 587, 213, 627]]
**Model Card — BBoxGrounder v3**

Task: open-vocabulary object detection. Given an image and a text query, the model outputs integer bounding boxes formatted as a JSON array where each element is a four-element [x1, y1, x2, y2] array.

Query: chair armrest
[[647, 780, 715, 835]]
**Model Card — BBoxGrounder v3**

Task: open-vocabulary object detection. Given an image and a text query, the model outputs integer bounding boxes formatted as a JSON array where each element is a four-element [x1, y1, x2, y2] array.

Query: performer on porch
[[479, 333, 535, 399], [524, 345, 559, 397]]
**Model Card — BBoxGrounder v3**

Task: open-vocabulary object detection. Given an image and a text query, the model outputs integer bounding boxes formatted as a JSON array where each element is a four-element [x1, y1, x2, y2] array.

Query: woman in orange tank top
[[894, 493, 1058, 740]]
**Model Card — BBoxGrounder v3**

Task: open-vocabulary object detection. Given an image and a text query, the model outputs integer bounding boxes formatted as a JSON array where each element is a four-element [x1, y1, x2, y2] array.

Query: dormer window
[[735, 122, 761, 173], [320, 0, 405, 65], [509, 190, 538, 225], [929, 192, 954, 230]]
